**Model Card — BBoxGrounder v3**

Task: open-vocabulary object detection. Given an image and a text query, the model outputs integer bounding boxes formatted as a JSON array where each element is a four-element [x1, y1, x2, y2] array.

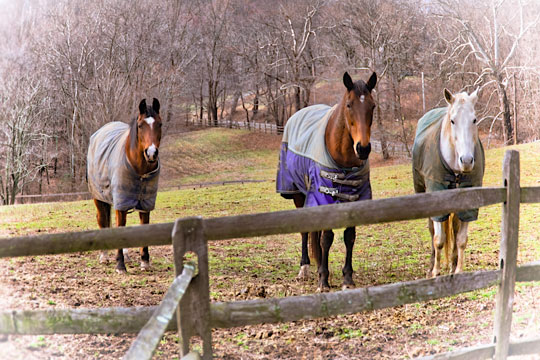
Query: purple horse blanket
[[276, 104, 371, 207]]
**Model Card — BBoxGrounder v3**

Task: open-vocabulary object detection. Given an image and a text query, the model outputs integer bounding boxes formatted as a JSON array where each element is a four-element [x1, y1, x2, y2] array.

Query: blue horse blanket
[[412, 108, 484, 222], [276, 104, 371, 207], [87, 122, 160, 212]]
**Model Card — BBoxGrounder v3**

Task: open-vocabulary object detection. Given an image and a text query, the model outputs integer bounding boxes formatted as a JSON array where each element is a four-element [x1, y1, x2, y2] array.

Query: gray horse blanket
[[87, 121, 160, 212], [276, 104, 371, 207], [412, 107, 484, 222]]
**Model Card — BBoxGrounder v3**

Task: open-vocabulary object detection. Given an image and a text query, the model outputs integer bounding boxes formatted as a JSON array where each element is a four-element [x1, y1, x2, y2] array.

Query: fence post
[[493, 150, 520, 360], [172, 217, 212, 360]]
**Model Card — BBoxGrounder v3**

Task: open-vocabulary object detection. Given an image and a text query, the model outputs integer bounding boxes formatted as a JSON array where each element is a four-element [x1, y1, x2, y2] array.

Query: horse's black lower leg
[[139, 212, 151, 270], [342, 227, 356, 288], [115, 210, 128, 273], [300, 232, 310, 266], [318, 230, 334, 291]]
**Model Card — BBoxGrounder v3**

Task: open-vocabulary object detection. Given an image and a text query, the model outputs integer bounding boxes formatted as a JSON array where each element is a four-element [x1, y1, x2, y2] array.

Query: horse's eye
[[451, 120, 455, 125], [473, 118, 477, 124], [138, 123, 143, 128], [346, 103, 351, 108]]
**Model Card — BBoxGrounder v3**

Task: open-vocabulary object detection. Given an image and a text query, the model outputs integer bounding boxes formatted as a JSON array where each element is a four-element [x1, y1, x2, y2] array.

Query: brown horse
[[277, 72, 377, 291], [87, 98, 162, 273]]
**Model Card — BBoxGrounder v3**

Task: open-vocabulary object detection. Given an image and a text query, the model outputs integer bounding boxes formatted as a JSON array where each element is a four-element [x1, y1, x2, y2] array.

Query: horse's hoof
[[296, 265, 310, 281], [342, 283, 354, 291], [99, 252, 108, 264], [123, 249, 131, 263], [140, 261, 151, 271], [115, 268, 127, 274]]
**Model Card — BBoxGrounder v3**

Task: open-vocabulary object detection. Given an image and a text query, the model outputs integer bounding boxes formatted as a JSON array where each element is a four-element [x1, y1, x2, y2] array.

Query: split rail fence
[[1, 150, 540, 359]]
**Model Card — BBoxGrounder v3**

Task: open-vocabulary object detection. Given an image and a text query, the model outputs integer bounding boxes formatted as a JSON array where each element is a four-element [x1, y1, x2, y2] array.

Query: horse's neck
[[325, 105, 360, 168], [440, 113, 460, 173]]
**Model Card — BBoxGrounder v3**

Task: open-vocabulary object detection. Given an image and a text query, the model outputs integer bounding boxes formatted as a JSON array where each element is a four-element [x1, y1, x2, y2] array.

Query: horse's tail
[[444, 214, 455, 267], [308, 231, 322, 266]]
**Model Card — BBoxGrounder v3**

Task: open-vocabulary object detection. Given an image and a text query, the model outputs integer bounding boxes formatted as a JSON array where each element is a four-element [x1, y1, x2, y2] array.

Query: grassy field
[[1, 128, 540, 359]]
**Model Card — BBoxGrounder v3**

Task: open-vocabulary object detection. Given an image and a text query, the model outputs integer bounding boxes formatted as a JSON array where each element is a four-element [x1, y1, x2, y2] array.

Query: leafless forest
[[0, 0, 539, 205]]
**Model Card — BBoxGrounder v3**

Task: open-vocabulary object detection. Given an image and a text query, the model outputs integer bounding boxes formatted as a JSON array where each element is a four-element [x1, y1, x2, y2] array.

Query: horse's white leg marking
[[123, 248, 131, 263], [432, 221, 446, 278], [455, 220, 469, 273], [140, 261, 151, 270], [99, 251, 108, 264], [297, 264, 310, 280]]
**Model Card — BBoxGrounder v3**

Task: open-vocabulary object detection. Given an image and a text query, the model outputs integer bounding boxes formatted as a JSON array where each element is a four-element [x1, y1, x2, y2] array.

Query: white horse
[[412, 88, 485, 278]]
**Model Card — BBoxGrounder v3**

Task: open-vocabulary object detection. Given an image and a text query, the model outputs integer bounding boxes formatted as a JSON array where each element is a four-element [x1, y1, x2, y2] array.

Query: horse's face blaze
[[445, 89, 478, 173]]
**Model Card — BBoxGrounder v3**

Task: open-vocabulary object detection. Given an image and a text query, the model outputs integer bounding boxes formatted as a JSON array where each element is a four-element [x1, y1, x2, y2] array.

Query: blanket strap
[[319, 186, 360, 202], [320, 170, 363, 186]]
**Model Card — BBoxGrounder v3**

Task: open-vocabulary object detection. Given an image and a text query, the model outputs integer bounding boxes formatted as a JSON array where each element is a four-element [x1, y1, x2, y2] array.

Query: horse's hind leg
[[342, 226, 356, 289], [454, 219, 469, 274], [293, 194, 310, 280], [94, 199, 111, 264], [139, 211, 151, 270], [115, 210, 128, 274], [318, 229, 334, 292]]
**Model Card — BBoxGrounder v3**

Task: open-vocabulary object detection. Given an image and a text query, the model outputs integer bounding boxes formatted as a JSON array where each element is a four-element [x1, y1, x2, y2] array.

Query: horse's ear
[[470, 88, 479, 104], [152, 98, 160, 114], [343, 72, 354, 92], [139, 99, 147, 115], [366, 72, 377, 92], [444, 88, 454, 105]]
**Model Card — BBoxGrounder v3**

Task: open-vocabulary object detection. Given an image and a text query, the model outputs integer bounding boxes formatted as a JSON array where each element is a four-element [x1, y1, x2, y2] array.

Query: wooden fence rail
[[1, 150, 539, 359], [124, 263, 195, 360], [0, 187, 506, 258]]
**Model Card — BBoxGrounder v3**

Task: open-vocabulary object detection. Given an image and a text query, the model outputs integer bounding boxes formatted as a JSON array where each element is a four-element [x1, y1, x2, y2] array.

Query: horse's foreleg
[[139, 211, 151, 270], [115, 210, 128, 274], [293, 194, 310, 280], [454, 220, 469, 274], [451, 215, 461, 273], [94, 199, 111, 264], [297, 232, 310, 280], [342, 227, 355, 289], [431, 220, 446, 278], [428, 219, 435, 277], [318, 230, 334, 292]]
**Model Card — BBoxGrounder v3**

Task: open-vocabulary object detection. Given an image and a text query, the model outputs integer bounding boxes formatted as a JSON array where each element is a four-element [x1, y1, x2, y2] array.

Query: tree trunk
[[496, 73, 513, 145], [375, 91, 389, 160], [252, 87, 259, 117]]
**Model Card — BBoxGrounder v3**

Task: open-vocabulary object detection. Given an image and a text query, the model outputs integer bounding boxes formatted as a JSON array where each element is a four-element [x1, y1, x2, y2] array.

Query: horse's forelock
[[352, 81, 370, 97]]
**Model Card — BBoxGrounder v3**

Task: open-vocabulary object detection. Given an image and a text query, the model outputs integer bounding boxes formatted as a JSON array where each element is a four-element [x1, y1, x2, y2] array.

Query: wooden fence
[[1, 150, 540, 359]]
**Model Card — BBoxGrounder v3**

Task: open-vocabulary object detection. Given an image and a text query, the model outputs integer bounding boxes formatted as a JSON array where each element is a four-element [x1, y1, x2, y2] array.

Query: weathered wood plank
[[494, 150, 520, 360], [520, 186, 540, 203], [416, 336, 540, 360], [172, 217, 212, 360], [0, 187, 505, 258], [0, 269, 500, 335], [203, 187, 506, 241], [0, 222, 174, 258], [415, 343, 494, 360], [516, 261, 540, 282], [123, 264, 195, 360]]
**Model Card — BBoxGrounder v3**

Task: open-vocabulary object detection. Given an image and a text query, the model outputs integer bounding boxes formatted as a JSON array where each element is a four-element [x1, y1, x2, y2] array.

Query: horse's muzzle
[[145, 147, 159, 163], [356, 143, 371, 160]]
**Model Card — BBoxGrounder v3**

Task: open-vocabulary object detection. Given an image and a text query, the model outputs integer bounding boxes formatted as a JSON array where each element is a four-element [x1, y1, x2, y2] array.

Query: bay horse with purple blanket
[[87, 98, 162, 273], [277, 72, 377, 291]]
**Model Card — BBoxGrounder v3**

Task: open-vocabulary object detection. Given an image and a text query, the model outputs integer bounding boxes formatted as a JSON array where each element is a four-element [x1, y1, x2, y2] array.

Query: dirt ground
[[1, 237, 539, 359]]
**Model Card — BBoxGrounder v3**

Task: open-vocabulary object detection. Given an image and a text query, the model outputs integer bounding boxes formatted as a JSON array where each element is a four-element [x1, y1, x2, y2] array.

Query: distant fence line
[[13, 179, 269, 205], [184, 116, 409, 156]]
